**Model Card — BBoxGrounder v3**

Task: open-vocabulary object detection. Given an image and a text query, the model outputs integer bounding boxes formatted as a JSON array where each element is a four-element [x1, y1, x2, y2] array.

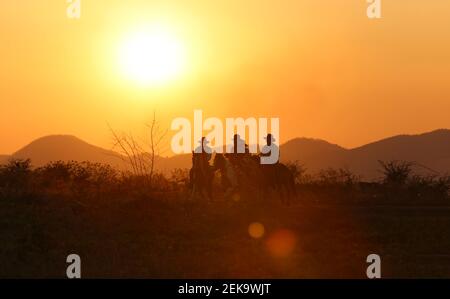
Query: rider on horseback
[[189, 137, 214, 200], [227, 134, 250, 169], [194, 137, 212, 164], [260, 133, 279, 164]]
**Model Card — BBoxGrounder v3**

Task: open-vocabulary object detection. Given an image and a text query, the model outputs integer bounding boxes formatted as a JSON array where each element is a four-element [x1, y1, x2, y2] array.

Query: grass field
[[1, 190, 450, 278]]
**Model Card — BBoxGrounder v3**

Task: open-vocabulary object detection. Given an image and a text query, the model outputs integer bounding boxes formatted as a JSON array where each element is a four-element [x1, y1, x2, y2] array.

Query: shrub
[[0, 159, 33, 199], [284, 161, 309, 184], [378, 160, 413, 187], [170, 168, 190, 190], [316, 167, 360, 187], [408, 174, 450, 201]]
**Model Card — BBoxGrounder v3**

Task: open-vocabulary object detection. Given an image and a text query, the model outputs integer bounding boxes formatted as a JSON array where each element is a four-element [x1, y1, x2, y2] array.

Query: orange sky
[[1, 1, 450, 154]]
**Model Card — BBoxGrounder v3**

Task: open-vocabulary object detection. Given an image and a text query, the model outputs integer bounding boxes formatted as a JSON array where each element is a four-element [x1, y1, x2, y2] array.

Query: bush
[[0, 158, 448, 205], [169, 168, 190, 190], [33, 161, 119, 201], [284, 161, 310, 184], [0, 159, 33, 199], [316, 167, 360, 187], [408, 174, 450, 201], [378, 160, 413, 187]]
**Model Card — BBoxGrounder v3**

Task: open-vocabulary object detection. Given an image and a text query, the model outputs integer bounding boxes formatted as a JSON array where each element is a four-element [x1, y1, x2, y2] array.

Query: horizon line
[[1, 128, 449, 157]]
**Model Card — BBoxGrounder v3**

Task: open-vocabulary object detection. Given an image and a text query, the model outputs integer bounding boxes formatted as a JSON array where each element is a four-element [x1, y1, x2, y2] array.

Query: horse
[[260, 162, 297, 205], [189, 152, 214, 201], [213, 153, 297, 204], [212, 153, 239, 199]]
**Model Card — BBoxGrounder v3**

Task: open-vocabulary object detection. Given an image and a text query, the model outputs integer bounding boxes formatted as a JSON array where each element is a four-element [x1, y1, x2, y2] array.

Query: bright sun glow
[[119, 27, 186, 86]]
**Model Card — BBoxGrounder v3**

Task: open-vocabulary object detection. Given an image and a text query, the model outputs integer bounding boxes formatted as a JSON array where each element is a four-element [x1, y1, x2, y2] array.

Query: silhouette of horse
[[213, 153, 297, 204], [189, 152, 213, 201], [260, 162, 297, 205], [212, 153, 239, 199]]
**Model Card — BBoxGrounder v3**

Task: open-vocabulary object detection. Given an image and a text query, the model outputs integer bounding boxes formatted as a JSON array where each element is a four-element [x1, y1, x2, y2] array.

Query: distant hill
[[10, 135, 126, 169], [1, 135, 191, 174], [1, 130, 449, 180], [279, 129, 450, 180], [280, 138, 347, 171], [346, 129, 450, 179]]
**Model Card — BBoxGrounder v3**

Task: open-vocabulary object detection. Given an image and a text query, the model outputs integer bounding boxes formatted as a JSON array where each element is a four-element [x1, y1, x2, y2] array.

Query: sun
[[118, 27, 186, 86]]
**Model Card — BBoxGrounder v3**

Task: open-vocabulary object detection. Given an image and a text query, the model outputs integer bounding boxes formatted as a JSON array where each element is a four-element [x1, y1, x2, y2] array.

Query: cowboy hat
[[231, 134, 246, 142], [197, 137, 211, 144], [263, 134, 277, 142]]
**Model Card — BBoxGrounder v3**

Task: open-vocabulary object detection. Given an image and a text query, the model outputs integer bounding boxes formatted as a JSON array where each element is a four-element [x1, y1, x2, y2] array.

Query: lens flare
[[265, 229, 297, 258], [248, 222, 265, 239]]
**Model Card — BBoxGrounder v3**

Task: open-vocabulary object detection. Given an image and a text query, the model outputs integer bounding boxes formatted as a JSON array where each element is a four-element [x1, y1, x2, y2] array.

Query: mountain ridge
[[6, 135, 125, 169], [1, 129, 449, 180]]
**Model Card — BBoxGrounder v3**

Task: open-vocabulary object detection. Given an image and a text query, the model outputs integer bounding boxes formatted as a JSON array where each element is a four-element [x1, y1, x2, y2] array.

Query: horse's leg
[[200, 187, 207, 202], [188, 168, 194, 189], [259, 169, 270, 201], [190, 184, 197, 201], [207, 179, 213, 202], [201, 183, 213, 203], [275, 174, 286, 204], [280, 176, 296, 205], [282, 184, 290, 205]]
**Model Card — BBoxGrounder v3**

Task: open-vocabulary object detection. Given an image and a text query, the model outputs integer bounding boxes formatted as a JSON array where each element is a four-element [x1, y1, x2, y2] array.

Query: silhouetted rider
[[260, 133, 279, 165], [194, 137, 212, 164]]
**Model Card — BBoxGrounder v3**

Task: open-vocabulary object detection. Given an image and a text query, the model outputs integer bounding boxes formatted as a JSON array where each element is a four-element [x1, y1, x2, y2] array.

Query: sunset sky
[[1, 1, 450, 155]]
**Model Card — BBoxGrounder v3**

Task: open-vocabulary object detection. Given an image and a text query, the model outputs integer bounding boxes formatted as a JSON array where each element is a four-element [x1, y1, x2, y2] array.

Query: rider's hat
[[264, 133, 276, 142], [232, 134, 246, 143], [198, 137, 210, 145]]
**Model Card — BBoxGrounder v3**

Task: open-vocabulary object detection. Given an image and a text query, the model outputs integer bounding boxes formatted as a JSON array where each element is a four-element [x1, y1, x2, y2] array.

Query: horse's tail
[[278, 163, 298, 203]]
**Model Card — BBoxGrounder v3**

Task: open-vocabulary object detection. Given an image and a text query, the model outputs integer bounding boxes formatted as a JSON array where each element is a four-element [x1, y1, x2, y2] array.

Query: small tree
[[110, 111, 167, 188], [146, 111, 168, 185], [378, 160, 413, 186]]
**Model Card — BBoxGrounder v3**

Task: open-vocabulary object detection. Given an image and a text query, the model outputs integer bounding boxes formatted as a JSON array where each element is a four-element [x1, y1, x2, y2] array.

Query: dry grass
[[0, 159, 449, 278]]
